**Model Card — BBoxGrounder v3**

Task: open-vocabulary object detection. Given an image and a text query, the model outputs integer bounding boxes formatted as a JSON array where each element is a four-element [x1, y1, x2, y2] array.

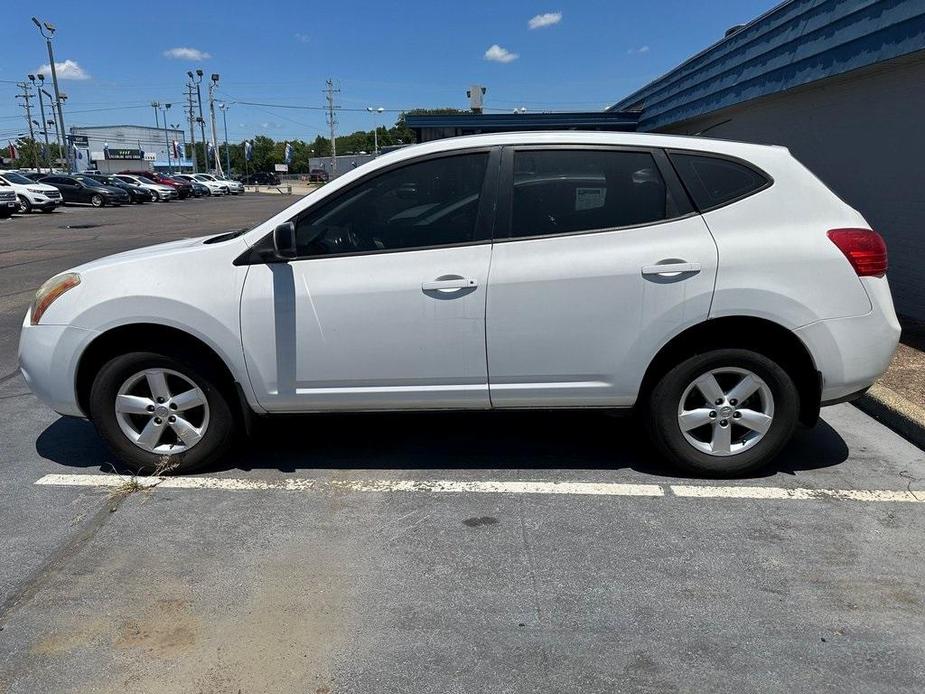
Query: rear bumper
[[795, 277, 900, 403], [19, 319, 98, 417]]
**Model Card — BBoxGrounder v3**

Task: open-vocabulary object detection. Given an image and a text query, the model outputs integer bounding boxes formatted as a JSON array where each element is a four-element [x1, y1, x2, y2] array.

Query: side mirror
[[272, 222, 297, 260]]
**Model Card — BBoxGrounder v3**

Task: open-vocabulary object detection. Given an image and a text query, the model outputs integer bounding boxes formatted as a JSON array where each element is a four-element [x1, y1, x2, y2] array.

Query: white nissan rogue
[[18, 132, 900, 476]]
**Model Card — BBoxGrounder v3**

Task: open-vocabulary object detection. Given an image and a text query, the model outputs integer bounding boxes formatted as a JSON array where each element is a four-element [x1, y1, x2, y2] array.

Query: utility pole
[[184, 80, 198, 173], [219, 103, 231, 175], [325, 79, 340, 174], [29, 75, 52, 172], [41, 88, 64, 170], [32, 17, 70, 171], [208, 74, 222, 176], [15, 82, 40, 170]]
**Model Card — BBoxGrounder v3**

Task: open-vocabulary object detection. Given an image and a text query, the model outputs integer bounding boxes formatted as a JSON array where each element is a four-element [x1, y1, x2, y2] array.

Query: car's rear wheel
[[646, 349, 799, 476], [90, 194, 104, 207], [89, 352, 235, 474], [17, 196, 32, 213]]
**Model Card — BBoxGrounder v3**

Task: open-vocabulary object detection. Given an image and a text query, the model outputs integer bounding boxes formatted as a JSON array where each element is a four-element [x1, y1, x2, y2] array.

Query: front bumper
[[19, 319, 99, 417]]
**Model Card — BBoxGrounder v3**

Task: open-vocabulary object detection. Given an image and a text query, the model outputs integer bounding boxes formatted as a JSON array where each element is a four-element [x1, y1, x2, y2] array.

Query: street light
[[32, 16, 69, 171], [41, 88, 63, 170], [219, 103, 231, 175], [28, 73, 51, 172], [160, 103, 172, 172], [207, 74, 221, 175], [189, 69, 208, 173], [366, 106, 384, 155], [170, 123, 184, 170]]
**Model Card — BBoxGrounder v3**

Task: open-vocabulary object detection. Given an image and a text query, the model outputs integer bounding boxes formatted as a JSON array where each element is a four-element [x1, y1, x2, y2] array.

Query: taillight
[[827, 228, 888, 277]]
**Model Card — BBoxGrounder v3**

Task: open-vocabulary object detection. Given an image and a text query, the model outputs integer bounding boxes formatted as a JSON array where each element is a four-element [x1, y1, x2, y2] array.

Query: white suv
[[18, 132, 899, 476], [0, 170, 62, 212]]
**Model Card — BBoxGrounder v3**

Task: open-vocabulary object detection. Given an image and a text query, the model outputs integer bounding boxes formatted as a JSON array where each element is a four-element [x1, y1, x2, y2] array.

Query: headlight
[[27, 188, 46, 194], [31, 273, 80, 325]]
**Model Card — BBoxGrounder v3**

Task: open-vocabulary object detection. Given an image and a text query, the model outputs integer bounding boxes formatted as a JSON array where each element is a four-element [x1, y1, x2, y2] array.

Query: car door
[[47, 177, 77, 202], [240, 147, 500, 412], [485, 145, 718, 408]]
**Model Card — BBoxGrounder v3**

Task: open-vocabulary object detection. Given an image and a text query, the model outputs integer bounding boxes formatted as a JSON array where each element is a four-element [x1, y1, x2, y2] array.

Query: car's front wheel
[[646, 349, 799, 476], [89, 352, 235, 474], [90, 194, 105, 207], [17, 195, 32, 213]]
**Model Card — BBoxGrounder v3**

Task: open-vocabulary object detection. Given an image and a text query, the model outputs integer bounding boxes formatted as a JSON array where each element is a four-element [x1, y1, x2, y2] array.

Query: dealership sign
[[274, 164, 289, 172], [105, 148, 142, 160]]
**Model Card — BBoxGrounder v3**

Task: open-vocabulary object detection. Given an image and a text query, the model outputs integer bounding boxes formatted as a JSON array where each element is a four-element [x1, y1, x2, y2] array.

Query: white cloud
[[294, 33, 310, 43], [484, 44, 519, 63], [163, 47, 212, 61], [528, 12, 562, 29], [627, 45, 650, 54], [35, 59, 90, 80]]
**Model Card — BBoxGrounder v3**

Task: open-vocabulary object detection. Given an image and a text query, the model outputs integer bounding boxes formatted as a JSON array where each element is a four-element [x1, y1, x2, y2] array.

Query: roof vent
[[725, 23, 747, 38]]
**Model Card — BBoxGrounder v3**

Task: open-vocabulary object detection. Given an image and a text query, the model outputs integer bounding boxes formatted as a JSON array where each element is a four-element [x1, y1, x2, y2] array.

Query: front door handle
[[422, 277, 478, 291], [641, 262, 702, 277]]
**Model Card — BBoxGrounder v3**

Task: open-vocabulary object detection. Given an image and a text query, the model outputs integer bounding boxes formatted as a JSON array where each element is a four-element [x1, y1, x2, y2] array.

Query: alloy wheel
[[677, 367, 774, 456], [114, 368, 210, 454]]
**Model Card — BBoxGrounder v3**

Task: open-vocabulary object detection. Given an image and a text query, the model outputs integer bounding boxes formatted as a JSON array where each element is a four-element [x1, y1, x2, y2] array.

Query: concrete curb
[[854, 383, 925, 451]]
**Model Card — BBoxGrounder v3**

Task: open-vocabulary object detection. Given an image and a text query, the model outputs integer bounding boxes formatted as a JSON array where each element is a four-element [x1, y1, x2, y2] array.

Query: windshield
[[2, 172, 35, 185], [74, 176, 104, 188], [197, 174, 216, 181]]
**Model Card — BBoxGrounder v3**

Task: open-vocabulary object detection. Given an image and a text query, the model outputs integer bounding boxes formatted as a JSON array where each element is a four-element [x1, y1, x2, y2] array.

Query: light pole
[[30, 74, 51, 172], [366, 106, 384, 155], [190, 69, 208, 172], [159, 103, 172, 172], [32, 17, 70, 171], [219, 103, 231, 175], [208, 74, 222, 176]]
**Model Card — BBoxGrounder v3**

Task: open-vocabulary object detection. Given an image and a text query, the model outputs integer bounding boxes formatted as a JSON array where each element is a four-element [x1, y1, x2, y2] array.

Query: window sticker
[[575, 187, 606, 211]]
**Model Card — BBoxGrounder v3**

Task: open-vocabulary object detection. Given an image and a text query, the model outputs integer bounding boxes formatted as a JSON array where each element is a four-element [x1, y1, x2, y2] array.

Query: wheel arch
[[638, 316, 821, 425], [75, 323, 245, 420]]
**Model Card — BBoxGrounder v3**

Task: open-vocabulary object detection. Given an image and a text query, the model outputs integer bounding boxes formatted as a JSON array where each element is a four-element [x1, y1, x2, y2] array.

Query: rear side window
[[670, 153, 769, 211], [510, 149, 669, 238]]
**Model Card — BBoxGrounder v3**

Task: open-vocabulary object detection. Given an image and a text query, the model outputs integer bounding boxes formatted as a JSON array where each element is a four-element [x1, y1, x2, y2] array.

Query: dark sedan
[[83, 173, 150, 204], [168, 175, 208, 197], [239, 171, 281, 185], [40, 174, 131, 207]]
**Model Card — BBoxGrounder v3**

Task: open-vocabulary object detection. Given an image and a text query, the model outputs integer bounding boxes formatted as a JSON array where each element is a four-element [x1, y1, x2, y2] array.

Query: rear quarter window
[[670, 152, 770, 212]]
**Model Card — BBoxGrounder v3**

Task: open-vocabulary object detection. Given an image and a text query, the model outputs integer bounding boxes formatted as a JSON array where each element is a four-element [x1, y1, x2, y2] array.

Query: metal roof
[[405, 111, 639, 132], [609, 0, 925, 130]]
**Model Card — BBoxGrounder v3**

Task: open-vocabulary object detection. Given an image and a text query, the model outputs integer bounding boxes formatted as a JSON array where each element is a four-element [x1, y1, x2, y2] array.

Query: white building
[[69, 125, 193, 174]]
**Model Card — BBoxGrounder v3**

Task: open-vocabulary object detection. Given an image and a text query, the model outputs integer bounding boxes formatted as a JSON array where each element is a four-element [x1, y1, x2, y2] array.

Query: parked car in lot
[[39, 174, 130, 207], [120, 171, 192, 199], [197, 173, 244, 195], [19, 132, 900, 476], [184, 178, 211, 198], [113, 174, 176, 202], [173, 174, 226, 196], [239, 171, 280, 185], [308, 168, 329, 183], [0, 170, 62, 213], [83, 173, 149, 204], [0, 188, 16, 217]]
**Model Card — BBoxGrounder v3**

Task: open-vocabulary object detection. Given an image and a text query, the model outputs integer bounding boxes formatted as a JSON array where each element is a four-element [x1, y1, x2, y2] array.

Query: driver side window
[[293, 152, 489, 257]]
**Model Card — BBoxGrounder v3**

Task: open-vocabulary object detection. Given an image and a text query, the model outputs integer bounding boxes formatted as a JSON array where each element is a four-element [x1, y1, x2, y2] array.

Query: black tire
[[645, 348, 799, 477], [89, 352, 235, 474], [17, 195, 32, 214], [91, 194, 104, 208]]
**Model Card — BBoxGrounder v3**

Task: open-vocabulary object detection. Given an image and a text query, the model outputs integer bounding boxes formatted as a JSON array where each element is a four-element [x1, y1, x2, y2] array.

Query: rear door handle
[[422, 278, 478, 291], [641, 262, 702, 276]]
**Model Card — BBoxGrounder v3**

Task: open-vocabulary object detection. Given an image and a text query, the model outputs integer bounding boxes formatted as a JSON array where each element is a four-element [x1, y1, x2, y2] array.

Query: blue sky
[[1, 0, 775, 144]]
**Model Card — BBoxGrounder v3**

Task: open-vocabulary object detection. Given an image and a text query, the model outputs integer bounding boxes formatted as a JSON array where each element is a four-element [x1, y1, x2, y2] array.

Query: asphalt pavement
[[0, 195, 923, 693]]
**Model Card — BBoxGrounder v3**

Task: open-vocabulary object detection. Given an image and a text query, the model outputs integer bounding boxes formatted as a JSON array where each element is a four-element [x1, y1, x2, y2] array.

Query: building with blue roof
[[611, 0, 925, 320]]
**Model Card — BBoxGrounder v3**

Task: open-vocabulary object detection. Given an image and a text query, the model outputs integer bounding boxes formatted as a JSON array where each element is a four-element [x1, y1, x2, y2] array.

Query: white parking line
[[33, 473, 925, 502]]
